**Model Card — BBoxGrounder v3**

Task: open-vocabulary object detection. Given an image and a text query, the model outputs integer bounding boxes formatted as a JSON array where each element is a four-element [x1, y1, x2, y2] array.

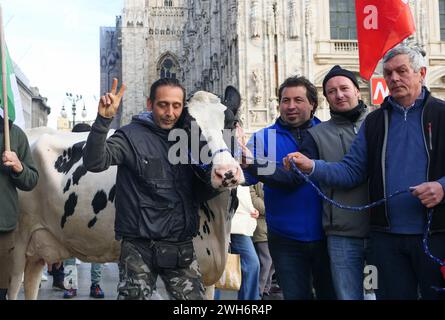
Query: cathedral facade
[[102, 0, 445, 132]]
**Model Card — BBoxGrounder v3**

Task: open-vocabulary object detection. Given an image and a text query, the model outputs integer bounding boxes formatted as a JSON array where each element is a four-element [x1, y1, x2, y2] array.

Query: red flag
[[355, 0, 416, 80]]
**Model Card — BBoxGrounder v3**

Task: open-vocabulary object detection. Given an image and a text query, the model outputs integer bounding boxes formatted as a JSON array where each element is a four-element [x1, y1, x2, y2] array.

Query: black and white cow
[[9, 88, 243, 300]]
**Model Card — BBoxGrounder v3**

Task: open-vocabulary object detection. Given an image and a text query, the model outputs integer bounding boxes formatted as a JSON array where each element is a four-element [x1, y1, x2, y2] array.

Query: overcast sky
[[1, 0, 123, 128]]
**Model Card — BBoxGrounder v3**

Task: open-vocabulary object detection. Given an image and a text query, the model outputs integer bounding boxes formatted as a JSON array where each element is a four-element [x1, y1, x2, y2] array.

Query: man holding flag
[[0, 93, 39, 301], [0, 6, 39, 300]]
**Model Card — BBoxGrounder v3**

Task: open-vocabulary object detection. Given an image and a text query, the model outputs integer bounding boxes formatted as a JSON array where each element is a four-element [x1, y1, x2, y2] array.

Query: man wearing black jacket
[[83, 78, 207, 300]]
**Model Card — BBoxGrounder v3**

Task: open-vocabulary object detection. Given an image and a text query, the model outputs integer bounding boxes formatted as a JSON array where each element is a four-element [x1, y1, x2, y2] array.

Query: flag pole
[[0, 4, 10, 152]]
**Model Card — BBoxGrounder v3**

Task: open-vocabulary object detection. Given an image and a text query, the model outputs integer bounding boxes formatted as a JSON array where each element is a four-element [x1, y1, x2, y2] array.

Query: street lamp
[[61, 92, 87, 128]]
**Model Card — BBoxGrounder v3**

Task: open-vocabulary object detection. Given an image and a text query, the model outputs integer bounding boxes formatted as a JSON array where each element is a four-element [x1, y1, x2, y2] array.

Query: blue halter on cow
[[9, 81, 243, 300]]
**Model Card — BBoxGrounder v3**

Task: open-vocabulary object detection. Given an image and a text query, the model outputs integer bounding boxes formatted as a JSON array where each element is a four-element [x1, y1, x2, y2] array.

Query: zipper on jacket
[[421, 108, 433, 234], [404, 109, 408, 121], [353, 124, 358, 135], [339, 133, 347, 154], [382, 110, 390, 229], [428, 122, 433, 151]]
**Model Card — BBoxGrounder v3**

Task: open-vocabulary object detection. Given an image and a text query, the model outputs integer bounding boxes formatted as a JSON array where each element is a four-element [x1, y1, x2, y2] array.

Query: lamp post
[[61, 92, 87, 129]]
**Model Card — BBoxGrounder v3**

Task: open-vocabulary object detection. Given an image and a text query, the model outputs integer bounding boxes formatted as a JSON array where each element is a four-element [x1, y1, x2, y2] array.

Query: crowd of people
[[0, 44, 444, 300]]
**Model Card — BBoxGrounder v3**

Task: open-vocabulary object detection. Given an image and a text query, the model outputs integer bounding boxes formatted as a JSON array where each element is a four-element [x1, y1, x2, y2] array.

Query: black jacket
[[84, 112, 212, 241], [365, 89, 445, 232]]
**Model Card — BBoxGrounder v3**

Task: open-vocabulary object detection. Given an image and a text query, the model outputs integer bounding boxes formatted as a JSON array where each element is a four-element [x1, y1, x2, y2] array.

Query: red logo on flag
[[355, 0, 416, 80], [370, 77, 389, 105]]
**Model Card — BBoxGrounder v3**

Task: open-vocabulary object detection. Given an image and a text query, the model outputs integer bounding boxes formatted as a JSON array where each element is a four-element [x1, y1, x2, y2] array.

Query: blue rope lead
[[286, 160, 445, 292], [205, 142, 445, 290]]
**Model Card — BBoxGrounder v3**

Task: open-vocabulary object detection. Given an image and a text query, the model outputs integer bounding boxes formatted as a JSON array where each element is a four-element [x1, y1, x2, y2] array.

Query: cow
[[8, 87, 244, 300]]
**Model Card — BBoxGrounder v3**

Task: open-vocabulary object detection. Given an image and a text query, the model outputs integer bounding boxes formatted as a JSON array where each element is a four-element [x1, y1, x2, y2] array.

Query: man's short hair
[[383, 44, 426, 72], [149, 78, 186, 105], [278, 76, 318, 110]]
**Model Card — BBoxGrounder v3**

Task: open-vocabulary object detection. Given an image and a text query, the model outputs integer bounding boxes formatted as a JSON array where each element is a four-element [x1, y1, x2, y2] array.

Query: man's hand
[[235, 123, 254, 168], [411, 182, 445, 208], [98, 78, 126, 119], [250, 208, 259, 219], [2, 151, 23, 173], [283, 152, 314, 174]]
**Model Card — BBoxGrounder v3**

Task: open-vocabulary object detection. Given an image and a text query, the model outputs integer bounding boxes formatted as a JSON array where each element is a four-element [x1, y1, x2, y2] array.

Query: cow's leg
[[8, 250, 26, 300], [8, 240, 27, 300], [23, 258, 45, 300], [204, 285, 215, 300], [8, 274, 23, 300]]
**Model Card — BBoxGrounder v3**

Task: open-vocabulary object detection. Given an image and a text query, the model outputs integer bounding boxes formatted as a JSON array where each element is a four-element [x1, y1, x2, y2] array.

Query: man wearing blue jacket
[[242, 76, 336, 300], [288, 45, 445, 300]]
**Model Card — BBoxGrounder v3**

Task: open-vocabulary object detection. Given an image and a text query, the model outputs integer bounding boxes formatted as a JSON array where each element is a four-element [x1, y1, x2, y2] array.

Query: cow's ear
[[223, 86, 241, 116]]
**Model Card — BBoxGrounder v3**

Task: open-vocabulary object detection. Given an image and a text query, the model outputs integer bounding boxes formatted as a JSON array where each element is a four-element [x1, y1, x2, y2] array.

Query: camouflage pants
[[117, 239, 205, 300]]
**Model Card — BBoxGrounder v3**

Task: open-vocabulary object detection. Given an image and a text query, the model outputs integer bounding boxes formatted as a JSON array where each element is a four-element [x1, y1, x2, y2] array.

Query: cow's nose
[[214, 167, 227, 181]]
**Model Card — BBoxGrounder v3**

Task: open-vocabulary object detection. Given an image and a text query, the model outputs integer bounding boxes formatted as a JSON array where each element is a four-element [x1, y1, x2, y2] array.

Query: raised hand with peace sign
[[98, 78, 126, 119]]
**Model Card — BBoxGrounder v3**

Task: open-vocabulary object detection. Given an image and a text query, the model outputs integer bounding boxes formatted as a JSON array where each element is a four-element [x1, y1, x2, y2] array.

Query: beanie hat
[[322, 65, 360, 97]]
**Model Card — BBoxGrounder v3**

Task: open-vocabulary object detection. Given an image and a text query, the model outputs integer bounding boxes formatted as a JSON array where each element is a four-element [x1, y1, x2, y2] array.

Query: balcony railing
[[332, 40, 358, 53]]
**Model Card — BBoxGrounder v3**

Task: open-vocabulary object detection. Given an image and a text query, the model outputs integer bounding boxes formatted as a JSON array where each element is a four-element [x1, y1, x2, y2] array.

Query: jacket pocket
[[139, 200, 177, 239], [139, 156, 164, 180]]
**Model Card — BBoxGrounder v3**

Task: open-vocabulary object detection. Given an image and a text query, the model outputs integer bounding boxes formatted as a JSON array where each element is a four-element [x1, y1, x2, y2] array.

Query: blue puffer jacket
[[244, 118, 324, 242]]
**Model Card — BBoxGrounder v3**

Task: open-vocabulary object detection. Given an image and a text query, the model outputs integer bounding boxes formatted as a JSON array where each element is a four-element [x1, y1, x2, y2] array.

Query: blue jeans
[[327, 235, 366, 300], [230, 234, 260, 300], [268, 232, 336, 300], [64, 258, 103, 286], [367, 231, 445, 300]]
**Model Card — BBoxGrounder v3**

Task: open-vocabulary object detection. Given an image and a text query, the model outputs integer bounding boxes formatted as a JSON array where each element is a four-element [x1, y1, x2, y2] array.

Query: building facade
[[107, 0, 445, 133], [15, 63, 50, 128]]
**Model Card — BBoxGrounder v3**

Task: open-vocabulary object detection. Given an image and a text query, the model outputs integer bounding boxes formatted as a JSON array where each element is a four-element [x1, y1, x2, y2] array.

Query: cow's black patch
[[203, 221, 210, 235], [54, 141, 86, 174], [200, 202, 215, 222], [92, 190, 107, 214], [87, 191, 108, 229], [61, 193, 78, 228], [206, 248, 211, 256], [63, 179, 71, 193], [72, 165, 87, 185], [108, 185, 116, 203], [88, 217, 98, 228]]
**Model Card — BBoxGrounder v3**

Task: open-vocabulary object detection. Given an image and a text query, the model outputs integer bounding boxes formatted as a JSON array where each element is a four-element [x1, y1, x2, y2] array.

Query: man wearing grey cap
[[297, 65, 370, 300]]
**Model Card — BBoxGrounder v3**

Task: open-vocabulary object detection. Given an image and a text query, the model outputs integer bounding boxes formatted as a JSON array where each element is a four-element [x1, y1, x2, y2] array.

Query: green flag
[[0, 45, 24, 128]]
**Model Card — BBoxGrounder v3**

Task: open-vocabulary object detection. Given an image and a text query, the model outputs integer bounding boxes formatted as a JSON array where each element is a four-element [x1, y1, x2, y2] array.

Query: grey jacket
[[307, 106, 370, 238]]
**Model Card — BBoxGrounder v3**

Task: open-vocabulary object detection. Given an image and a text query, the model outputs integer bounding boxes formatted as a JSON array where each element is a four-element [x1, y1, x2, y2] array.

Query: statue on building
[[252, 69, 263, 105], [250, 0, 261, 38], [289, 0, 299, 39], [210, 54, 220, 81], [266, 4, 276, 35], [269, 96, 279, 121]]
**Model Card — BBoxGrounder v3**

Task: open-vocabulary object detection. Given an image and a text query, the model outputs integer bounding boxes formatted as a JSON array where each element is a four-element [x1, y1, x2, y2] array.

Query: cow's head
[[186, 86, 244, 189]]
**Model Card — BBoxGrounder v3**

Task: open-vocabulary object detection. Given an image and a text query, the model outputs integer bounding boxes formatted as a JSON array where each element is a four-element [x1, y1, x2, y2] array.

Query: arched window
[[164, 0, 173, 7], [159, 55, 179, 79]]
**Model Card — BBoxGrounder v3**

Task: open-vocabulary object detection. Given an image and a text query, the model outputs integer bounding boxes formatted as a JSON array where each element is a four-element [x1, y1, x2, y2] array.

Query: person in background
[[250, 182, 276, 299], [230, 185, 260, 300]]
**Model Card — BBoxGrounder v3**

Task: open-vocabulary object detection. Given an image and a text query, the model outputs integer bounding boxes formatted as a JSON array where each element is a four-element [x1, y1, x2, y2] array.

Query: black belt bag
[[153, 240, 194, 269]]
